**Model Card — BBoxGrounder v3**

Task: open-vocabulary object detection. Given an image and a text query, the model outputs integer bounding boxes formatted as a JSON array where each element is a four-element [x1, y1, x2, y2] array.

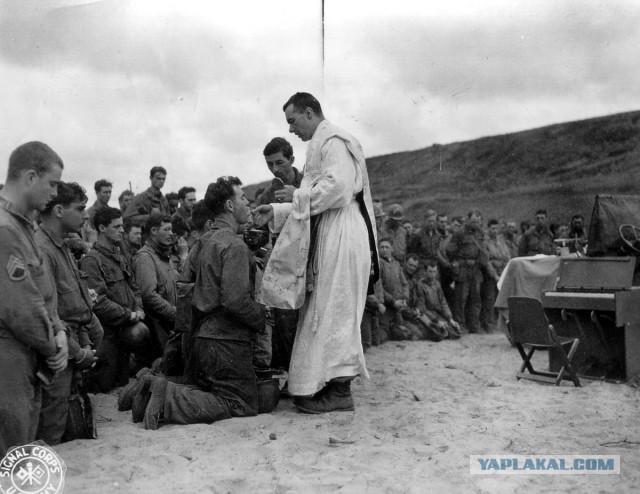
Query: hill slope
[[246, 110, 640, 225]]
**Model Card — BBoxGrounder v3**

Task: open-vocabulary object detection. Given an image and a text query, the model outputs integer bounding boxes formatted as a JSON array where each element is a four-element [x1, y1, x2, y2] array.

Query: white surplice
[[267, 120, 374, 396]]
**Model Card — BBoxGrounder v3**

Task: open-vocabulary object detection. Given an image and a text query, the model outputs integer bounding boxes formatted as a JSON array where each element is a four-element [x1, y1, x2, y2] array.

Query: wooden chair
[[508, 297, 581, 387]]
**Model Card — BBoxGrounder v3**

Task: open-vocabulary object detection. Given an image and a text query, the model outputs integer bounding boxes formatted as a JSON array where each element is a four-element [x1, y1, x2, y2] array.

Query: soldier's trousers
[[164, 337, 258, 424], [453, 264, 483, 333], [480, 277, 499, 331], [0, 339, 41, 457], [270, 308, 298, 371], [36, 363, 73, 445]]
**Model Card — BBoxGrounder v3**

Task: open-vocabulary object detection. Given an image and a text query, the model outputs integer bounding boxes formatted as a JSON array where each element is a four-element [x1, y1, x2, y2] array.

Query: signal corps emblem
[[0, 442, 65, 494]]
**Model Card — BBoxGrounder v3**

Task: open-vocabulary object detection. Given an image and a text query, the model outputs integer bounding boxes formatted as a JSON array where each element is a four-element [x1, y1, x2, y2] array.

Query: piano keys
[[542, 257, 640, 381]]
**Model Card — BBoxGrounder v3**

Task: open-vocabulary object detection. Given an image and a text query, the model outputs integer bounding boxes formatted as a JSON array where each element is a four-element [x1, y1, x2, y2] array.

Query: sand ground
[[55, 334, 640, 493]]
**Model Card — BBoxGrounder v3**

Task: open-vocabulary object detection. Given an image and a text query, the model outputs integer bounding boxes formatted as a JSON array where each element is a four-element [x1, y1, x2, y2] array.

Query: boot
[[294, 377, 355, 414], [118, 367, 153, 411], [131, 375, 155, 423], [144, 378, 169, 430]]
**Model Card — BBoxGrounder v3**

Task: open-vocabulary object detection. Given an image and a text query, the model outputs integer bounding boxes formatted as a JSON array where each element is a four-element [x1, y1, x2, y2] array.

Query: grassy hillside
[[246, 110, 640, 227]]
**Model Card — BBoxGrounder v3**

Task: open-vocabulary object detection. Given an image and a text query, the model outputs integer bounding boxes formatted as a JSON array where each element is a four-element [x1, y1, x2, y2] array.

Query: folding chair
[[508, 297, 581, 387]]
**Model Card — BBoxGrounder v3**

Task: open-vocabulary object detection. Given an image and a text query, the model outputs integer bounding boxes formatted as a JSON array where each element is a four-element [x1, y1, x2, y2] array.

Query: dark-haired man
[[446, 209, 498, 334], [80, 207, 150, 392], [568, 214, 587, 254], [256, 137, 303, 373], [256, 137, 303, 207], [118, 190, 134, 213], [518, 209, 554, 257], [480, 219, 511, 332], [0, 142, 68, 457], [82, 179, 112, 246], [133, 177, 265, 430], [35, 182, 103, 444], [254, 92, 378, 413], [120, 219, 143, 268], [132, 213, 178, 357], [172, 187, 196, 222], [123, 166, 170, 226]]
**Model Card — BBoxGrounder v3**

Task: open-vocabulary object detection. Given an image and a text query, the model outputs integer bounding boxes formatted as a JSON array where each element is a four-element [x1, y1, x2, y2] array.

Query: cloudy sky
[[1, 0, 639, 201]]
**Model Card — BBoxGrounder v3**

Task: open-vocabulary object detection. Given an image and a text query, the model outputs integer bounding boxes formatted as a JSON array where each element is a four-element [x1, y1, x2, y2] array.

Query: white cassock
[[262, 120, 376, 396]]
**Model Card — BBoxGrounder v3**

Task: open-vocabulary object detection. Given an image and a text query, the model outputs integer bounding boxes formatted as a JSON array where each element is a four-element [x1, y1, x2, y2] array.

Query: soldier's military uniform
[[132, 239, 178, 354], [518, 226, 555, 257], [80, 241, 146, 392], [123, 187, 170, 227], [0, 197, 64, 457], [446, 223, 498, 334], [255, 167, 303, 372], [34, 224, 103, 445]]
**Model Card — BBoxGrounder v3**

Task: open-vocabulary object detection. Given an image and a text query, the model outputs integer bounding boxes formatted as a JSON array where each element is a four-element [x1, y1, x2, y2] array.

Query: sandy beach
[[54, 333, 640, 493]]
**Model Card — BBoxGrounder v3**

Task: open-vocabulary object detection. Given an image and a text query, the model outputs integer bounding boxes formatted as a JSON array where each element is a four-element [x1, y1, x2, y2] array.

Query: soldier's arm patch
[[6, 254, 27, 281]]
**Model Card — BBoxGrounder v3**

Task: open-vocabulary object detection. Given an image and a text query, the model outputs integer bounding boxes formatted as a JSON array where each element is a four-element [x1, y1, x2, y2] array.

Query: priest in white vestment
[[254, 92, 379, 413]]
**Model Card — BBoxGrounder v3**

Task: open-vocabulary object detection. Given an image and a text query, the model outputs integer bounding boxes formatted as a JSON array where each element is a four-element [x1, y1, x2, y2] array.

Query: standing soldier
[[0, 142, 68, 457], [256, 137, 303, 374], [35, 182, 103, 444], [446, 209, 499, 334], [123, 166, 170, 227], [518, 209, 555, 256], [82, 179, 113, 246], [480, 219, 511, 333]]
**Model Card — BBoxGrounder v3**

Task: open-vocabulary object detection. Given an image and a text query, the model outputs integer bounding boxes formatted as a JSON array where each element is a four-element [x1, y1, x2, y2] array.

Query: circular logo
[[0, 442, 65, 494]]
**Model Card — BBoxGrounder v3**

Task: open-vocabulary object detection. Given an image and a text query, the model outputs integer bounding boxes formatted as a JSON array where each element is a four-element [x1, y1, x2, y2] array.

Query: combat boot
[[118, 367, 153, 411], [144, 378, 169, 430], [131, 375, 155, 423], [294, 377, 355, 414]]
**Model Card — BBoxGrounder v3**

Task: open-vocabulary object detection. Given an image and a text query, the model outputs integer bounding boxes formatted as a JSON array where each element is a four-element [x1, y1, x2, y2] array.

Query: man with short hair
[[80, 207, 150, 392], [253, 92, 377, 413], [568, 214, 587, 254], [256, 137, 303, 207], [446, 209, 498, 334], [0, 142, 68, 457], [82, 179, 113, 246], [120, 219, 143, 267], [503, 220, 520, 258], [518, 209, 555, 256], [405, 257, 459, 335], [35, 181, 103, 445], [123, 166, 170, 226], [132, 177, 265, 430], [176, 200, 217, 371], [378, 238, 416, 341], [408, 208, 449, 274], [173, 186, 196, 222], [480, 219, 511, 332], [256, 137, 303, 373], [118, 190, 134, 213], [165, 192, 179, 216], [132, 213, 178, 357], [436, 214, 448, 237], [402, 220, 417, 245]]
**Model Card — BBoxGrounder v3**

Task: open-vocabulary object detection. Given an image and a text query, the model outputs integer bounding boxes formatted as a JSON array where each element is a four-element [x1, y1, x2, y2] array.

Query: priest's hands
[[252, 205, 274, 227]]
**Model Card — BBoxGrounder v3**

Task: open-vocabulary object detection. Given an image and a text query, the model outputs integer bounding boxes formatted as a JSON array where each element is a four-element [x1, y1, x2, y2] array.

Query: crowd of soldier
[[366, 202, 587, 348], [0, 132, 588, 456]]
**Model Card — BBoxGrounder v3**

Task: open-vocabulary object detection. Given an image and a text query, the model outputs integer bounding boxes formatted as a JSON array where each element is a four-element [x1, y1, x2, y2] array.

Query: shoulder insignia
[[6, 254, 26, 281]]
